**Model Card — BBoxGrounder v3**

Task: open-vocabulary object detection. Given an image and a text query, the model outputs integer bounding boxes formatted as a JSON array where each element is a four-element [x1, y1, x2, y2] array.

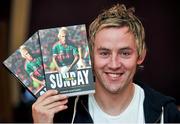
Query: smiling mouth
[[106, 72, 124, 78]]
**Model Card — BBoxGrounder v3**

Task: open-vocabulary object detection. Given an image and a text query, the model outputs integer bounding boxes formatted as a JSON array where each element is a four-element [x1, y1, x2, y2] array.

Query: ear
[[137, 49, 146, 65]]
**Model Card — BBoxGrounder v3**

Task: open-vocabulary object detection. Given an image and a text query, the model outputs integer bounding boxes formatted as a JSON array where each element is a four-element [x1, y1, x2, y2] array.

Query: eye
[[99, 51, 110, 58], [120, 50, 131, 58], [122, 51, 130, 56]]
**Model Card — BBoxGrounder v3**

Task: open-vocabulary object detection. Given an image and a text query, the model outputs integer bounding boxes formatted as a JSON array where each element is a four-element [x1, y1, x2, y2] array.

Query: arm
[[84, 48, 89, 58], [52, 55, 61, 71], [31, 75, 45, 85], [68, 54, 79, 71], [67, 46, 79, 71], [52, 43, 62, 71], [32, 90, 68, 123], [25, 63, 44, 85], [165, 102, 180, 122]]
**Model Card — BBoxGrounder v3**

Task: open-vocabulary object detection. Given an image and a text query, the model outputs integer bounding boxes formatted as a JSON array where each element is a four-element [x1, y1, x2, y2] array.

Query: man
[[32, 4, 180, 123], [52, 27, 79, 73], [20, 45, 45, 91]]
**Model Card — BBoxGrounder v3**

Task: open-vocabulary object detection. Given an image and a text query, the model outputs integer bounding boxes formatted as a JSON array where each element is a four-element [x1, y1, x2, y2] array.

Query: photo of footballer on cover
[[39, 24, 95, 96], [3, 32, 47, 98]]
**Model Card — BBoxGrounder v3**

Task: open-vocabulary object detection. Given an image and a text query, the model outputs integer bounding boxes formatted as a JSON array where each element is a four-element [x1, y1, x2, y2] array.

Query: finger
[[41, 94, 68, 106], [36, 90, 58, 104], [49, 105, 68, 115], [46, 99, 68, 110]]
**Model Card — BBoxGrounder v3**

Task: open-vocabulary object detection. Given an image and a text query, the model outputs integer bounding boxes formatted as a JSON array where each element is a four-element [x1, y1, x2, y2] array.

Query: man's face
[[93, 27, 145, 94], [59, 31, 66, 45], [22, 49, 33, 61]]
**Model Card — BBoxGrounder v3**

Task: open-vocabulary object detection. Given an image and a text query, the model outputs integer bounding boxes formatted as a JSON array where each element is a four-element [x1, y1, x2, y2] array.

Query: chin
[[106, 87, 122, 94]]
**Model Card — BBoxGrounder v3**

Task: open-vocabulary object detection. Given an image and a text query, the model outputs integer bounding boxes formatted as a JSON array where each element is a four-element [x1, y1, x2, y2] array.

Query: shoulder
[[136, 81, 176, 111], [136, 81, 175, 104], [136, 82, 180, 122], [25, 61, 31, 68], [53, 42, 61, 49], [68, 44, 77, 49]]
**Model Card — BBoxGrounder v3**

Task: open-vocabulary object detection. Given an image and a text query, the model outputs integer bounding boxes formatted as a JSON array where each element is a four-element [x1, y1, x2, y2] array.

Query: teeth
[[108, 73, 120, 78]]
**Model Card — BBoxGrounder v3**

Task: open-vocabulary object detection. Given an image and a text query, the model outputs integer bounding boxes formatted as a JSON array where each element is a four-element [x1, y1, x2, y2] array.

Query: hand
[[32, 90, 68, 123], [57, 66, 61, 72], [67, 65, 72, 72], [60, 66, 69, 73]]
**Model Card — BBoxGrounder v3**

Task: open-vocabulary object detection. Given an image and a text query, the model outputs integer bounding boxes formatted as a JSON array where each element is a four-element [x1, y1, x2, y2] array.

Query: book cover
[[39, 24, 95, 96], [3, 32, 47, 98]]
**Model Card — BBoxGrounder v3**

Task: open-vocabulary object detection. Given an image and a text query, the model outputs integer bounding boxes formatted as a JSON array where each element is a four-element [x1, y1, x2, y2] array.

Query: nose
[[108, 54, 121, 70]]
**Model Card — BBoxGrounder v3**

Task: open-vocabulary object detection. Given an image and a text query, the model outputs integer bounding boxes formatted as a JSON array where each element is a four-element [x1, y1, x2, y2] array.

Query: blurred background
[[0, 0, 179, 122]]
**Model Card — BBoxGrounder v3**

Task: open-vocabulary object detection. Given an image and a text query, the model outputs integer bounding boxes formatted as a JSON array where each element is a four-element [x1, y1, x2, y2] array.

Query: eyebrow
[[97, 47, 110, 51], [97, 46, 133, 51], [119, 47, 133, 51]]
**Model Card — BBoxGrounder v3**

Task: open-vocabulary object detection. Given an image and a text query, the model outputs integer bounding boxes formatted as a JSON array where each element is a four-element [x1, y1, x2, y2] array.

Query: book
[[39, 24, 95, 96], [3, 24, 95, 98], [3, 32, 47, 98]]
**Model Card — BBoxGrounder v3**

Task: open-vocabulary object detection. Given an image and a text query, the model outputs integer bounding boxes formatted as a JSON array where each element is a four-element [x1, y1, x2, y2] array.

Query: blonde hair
[[58, 27, 68, 39], [89, 4, 146, 57], [19, 45, 28, 58]]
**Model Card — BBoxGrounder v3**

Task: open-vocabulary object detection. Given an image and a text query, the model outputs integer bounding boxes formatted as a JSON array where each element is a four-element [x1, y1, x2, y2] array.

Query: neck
[[27, 58, 34, 62], [94, 82, 135, 116]]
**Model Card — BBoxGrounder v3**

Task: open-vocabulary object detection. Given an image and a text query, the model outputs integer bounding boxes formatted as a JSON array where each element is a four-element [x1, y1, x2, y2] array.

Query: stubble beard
[[95, 70, 125, 94]]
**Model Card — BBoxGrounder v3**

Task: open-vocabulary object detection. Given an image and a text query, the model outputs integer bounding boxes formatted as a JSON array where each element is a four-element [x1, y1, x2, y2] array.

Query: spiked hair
[[89, 4, 146, 57]]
